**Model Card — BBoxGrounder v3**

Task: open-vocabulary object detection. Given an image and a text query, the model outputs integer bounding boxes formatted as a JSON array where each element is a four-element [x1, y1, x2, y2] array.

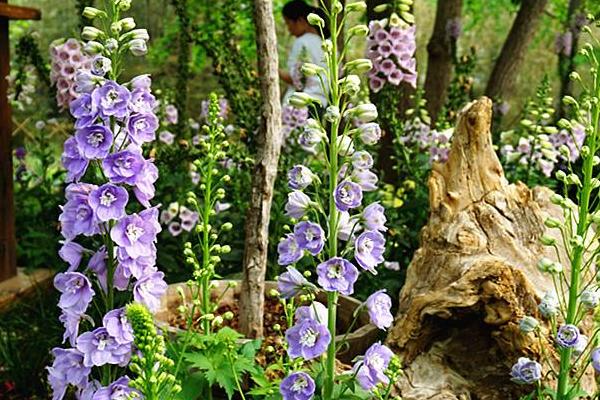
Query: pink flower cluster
[[366, 21, 417, 93], [50, 39, 92, 110]]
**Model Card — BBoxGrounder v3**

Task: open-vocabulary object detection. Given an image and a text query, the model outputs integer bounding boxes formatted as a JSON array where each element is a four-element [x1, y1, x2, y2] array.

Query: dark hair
[[282, 0, 330, 38]]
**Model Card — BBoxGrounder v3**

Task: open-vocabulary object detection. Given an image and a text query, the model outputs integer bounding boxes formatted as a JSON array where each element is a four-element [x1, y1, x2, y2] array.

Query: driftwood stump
[[386, 97, 574, 399]]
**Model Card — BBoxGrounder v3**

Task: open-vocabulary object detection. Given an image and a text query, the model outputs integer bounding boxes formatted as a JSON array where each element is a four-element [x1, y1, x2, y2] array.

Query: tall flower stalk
[[276, 2, 399, 398], [511, 22, 600, 400], [47, 1, 169, 398]]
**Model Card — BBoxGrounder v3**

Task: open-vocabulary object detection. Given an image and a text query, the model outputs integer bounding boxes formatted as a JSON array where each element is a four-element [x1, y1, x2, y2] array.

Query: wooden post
[[0, 1, 40, 281]]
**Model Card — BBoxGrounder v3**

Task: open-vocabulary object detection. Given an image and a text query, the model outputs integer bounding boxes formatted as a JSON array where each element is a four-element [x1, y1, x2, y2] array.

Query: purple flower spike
[[294, 221, 325, 255], [316, 257, 359, 295], [556, 324, 581, 348], [366, 290, 393, 330], [76, 327, 131, 367], [54, 272, 95, 314], [89, 183, 129, 222], [75, 125, 113, 160], [354, 230, 386, 274], [277, 266, 315, 299], [278, 233, 304, 266], [133, 271, 167, 312], [279, 371, 315, 400], [334, 181, 363, 212], [510, 357, 542, 384], [285, 317, 331, 360], [354, 342, 394, 390]]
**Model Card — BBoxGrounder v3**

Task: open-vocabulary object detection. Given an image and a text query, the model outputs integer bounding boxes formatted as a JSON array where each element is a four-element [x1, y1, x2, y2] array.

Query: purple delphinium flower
[[278, 234, 304, 266], [88, 183, 129, 222], [286, 317, 331, 360], [351, 168, 378, 191], [59, 240, 86, 271], [279, 371, 315, 400], [59, 193, 99, 240], [352, 151, 374, 169], [288, 165, 314, 190], [510, 357, 542, 384], [133, 271, 167, 312], [338, 211, 361, 241], [70, 94, 98, 128], [159, 130, 175, 144], [62, 137, 89, 182], [358, 123, 382, 145], [362, 202, 387, 232], [294, 221, 325, 255], [285, 191, 313, 219], [59, 309, 86, 346], [75, 125, 113, 160], [92, 376, 139, 400], [165, 104, 178, 124], [130, 74, 152, 91], [54, 272, 95, 314], [316, 257, 359, 295], [133, 160, 159, 207], [110, 212, 159, 258], [366, 290, 393, 330], [91, 81, 131, 118], [556, 324, 581, 348], [295, 301, 328, 325], [126, 112, 159, 144], [102, 308, 134, 345], [354, 230, 386, 273], [88, 246, 108, 292], [334, 181, 363, 212], [102, 146, 146, 185], [116, 247, 157, 280], [129, 89, 157, 113], [47, 348, 91, 399], [277, 266, 315, 298], [354, 342, 394, 390], [76, 327, 131, 367], [90, 56, 111, 77]]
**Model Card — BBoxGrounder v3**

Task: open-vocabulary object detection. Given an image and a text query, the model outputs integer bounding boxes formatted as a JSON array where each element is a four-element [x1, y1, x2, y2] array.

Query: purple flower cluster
[[51, 72, 167, 399], [353, 342, 394, 390], [200, 97, 229, 121], [160, 202, 199, 236], [282, 105, 310, 144], [366, 20, 417, 93], [50, 38, 92, 110], [400, 120, 453, 164], [510, 357, 542, 385]]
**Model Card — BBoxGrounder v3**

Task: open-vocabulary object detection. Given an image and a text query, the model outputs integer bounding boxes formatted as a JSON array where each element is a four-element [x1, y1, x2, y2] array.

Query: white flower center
[[299, 327, 318, 348], [100, 189, 117, 207], [102, 89, 119, 108], [135, 119, 148, 132], [87, 132, 105, 147], [126, 223, 144, 242], [360, 237, 374, 253], [327, 263, 343, 279], [369, 354, 384, 370], [291, 377, 308, 392]]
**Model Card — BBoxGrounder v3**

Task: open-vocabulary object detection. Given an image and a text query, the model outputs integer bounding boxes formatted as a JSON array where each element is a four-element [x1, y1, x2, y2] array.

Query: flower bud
[[128, 39, 148, 56], [519, 316, 539, 333], [115, 0, 132, 11], [566, 173, 582, 186], [105, 38, 119, 52], [307, 13, 325, 28], [538, 292, 559, 318], [344, 103, 378, 122], [548, 261, 563, 274], [289, 92, 318, 108], [569, 235, 583, 249], [348, 24, 369, 37], [544, 217, 561, 229], [82, 7, 106, 19], [373, 4, 389, 13], [594, 156, 600, 166], [221, 245, 231, 254], [339, 74, 361, 95], [331, 1, 343, 14], [540, 235, 556, 246], [346, 1, 367, 12], [557, 118, 572, 130], [273, 323, 282, 332], [322, 39, 333, 53], [269, 288, 280, 297], [83, 41, 105, 55], [537, 257, 554, 272], [550, 193, 564, 205], [555, 170, 566, 181], [301, 63, 325, 76], [110, 22, 122, 35], [222, 222, 233, 231], [569, 72, 581, 82], [345, 58, 373, 73], [120, 17, 136, 31], [581, 290, 600, 309], [324, 106, 340, 122], [81, 26, 104, 41], [223, 311, 234, 320], [212, 316, 224, 327]]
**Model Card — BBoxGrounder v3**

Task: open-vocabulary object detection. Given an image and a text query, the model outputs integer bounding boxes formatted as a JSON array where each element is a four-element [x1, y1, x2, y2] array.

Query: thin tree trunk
[[485, 0, 548, 101], [239, 0, 282, 339], [423, 0, 462, 124], [557, 0, 585, 119]]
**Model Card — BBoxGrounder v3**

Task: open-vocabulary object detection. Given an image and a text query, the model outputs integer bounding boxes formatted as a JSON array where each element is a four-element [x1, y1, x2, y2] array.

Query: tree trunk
[[485, 0, 549, 101], [557, 0, 585, 119], [423, 0, 462, 124], [239, 0, 282, 339], [385, 97, 596, 399]]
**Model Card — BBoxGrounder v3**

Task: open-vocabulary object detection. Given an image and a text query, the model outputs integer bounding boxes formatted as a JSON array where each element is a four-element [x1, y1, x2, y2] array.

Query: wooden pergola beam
[[0, 0, 41, 282]]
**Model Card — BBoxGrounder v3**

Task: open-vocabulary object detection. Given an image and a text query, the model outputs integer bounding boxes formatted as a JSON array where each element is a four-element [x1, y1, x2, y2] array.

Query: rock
[[385, 97, 576, 399]]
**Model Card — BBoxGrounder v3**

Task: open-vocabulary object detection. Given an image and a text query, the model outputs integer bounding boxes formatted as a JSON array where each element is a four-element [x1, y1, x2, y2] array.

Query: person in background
[[280, 0, 330, 107]]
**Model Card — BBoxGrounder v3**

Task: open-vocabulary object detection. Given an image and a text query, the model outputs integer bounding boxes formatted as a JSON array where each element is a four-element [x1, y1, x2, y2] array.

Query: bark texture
[[385, 97, 586, 399], [239, 0, 282, 339], [423, 0, 462, 124], [485, 0, 549, 100]]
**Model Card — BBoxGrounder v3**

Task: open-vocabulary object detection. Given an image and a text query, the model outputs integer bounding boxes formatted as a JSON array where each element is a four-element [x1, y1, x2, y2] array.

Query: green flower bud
[[269, 288, 280, 297], [222, 222, 233, 231], [81, 26, 104, 41], [221, 245, 231, 254], [223, 311, 234, 320], [110, 22, 122, 35], [550, 193, 564, 205], [82, 7, 106, 19], [120, 17, 136, 31], [212, 316, 224, 327], [544, 217, 561, 228], [301, 63, 325, 76], [537, 257, 554, 272], [289, 92, 318, 108], [540, 235, 556, 246], [322, 39, 333, 53], [331, 1, 343, 14], [555, 170, 567, 181], [566, 173, 582, 186], [273, 323, 282, 332], [345, 58, 373, 74], [373, 4, 389, 13], [557, 118, 572, 130], [519, 316, 539, 333], [569, 235, 583, 248], [348, 24, 369, 37], [346, 1, 367, 12], [83, 41, 105, 55], [307, 13, 325, 28]]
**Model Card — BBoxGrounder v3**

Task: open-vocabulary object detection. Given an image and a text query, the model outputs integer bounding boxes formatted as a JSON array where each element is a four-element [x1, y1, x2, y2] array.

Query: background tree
[[239, 0, 282, 339], [485, 0, 549, 102], [423, 0, 462, 124]]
